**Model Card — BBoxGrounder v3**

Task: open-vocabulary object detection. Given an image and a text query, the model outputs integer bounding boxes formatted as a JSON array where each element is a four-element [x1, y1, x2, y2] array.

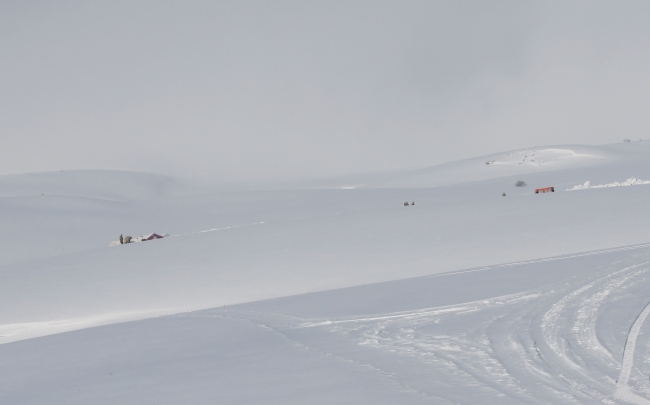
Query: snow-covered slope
[[367, 142, 650, 188], [3, 245, 650, 404], [3, 142, 650, 403], [4, 171, 650, 342], [0, 170, 194, 200]]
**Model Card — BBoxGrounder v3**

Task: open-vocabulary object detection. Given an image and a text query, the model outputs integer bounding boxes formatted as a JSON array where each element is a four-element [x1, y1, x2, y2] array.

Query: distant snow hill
[[365, 142, 650, 188], [3, 142, 650, 404], [0, 170, 194, 200]]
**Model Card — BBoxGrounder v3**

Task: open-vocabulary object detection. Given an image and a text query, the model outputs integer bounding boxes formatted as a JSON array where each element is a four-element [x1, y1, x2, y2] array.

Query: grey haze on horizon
[[1, 1, 649, 182]]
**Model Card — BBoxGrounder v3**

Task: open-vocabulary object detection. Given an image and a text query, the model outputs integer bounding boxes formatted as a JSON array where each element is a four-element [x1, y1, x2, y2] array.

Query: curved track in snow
[[616, 299, 650, 404], [244, 254, 650, 404]]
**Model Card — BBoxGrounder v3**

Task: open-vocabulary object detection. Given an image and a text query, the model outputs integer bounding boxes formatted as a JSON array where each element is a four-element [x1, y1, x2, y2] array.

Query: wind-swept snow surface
[[3, 246, 650, 404], [567, 177, 650, 191], [3, 142, 650, 403]]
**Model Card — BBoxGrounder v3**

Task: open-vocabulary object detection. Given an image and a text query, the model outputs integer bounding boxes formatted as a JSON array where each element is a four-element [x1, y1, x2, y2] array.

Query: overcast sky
[[1, 1, 649, 181]]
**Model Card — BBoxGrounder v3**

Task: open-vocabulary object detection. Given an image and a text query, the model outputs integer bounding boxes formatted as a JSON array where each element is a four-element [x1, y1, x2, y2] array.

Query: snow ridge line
[[427, 243, 650, 280], [615, 298, 650, 404]]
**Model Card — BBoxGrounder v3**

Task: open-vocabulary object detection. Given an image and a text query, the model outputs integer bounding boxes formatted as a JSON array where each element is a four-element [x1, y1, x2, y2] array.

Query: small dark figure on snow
[[411, 202, 415, 205], [404, 202, 409, 206], [119, 234, 123, 244], [502, 193, 506, 197]]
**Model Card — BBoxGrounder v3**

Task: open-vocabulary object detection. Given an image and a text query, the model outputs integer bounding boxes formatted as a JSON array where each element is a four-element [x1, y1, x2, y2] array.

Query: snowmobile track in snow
[[246, 248, 650, 404], [616, 298, 650, 404]]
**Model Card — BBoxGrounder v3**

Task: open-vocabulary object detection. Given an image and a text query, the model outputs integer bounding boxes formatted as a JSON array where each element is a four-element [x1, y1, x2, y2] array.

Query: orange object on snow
[[534, 187, 555, 194]]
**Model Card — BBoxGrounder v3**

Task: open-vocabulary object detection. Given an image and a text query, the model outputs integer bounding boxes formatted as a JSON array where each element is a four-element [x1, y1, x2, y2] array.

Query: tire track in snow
[[536, 265, 647, 404], [168, 213, 343, 238], [169, 220, 267, 237], [615, 299, 650, 404], [286, 256, 650, 403], [185, 312, 455, 404]]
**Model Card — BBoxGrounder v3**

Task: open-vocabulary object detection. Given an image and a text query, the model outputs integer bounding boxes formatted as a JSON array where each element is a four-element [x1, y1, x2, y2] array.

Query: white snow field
[[3, 142, 650, 403]]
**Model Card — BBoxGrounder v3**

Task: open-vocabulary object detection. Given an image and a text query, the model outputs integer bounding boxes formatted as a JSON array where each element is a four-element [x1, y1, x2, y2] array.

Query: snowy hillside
[[3, 142, 650, 403], [367, 142, 650, 188], [0, 170, 195, 200]]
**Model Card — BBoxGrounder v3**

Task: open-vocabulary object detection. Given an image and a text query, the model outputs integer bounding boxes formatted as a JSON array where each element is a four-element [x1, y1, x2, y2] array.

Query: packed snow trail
[[615, 299, 650, 404], [167, 213, 346, 238], [168, 220, 268, 237]]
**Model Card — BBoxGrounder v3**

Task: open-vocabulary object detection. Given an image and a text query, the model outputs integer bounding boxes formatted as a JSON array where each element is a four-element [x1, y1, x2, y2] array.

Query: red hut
[[534, 187, 555, 194]]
